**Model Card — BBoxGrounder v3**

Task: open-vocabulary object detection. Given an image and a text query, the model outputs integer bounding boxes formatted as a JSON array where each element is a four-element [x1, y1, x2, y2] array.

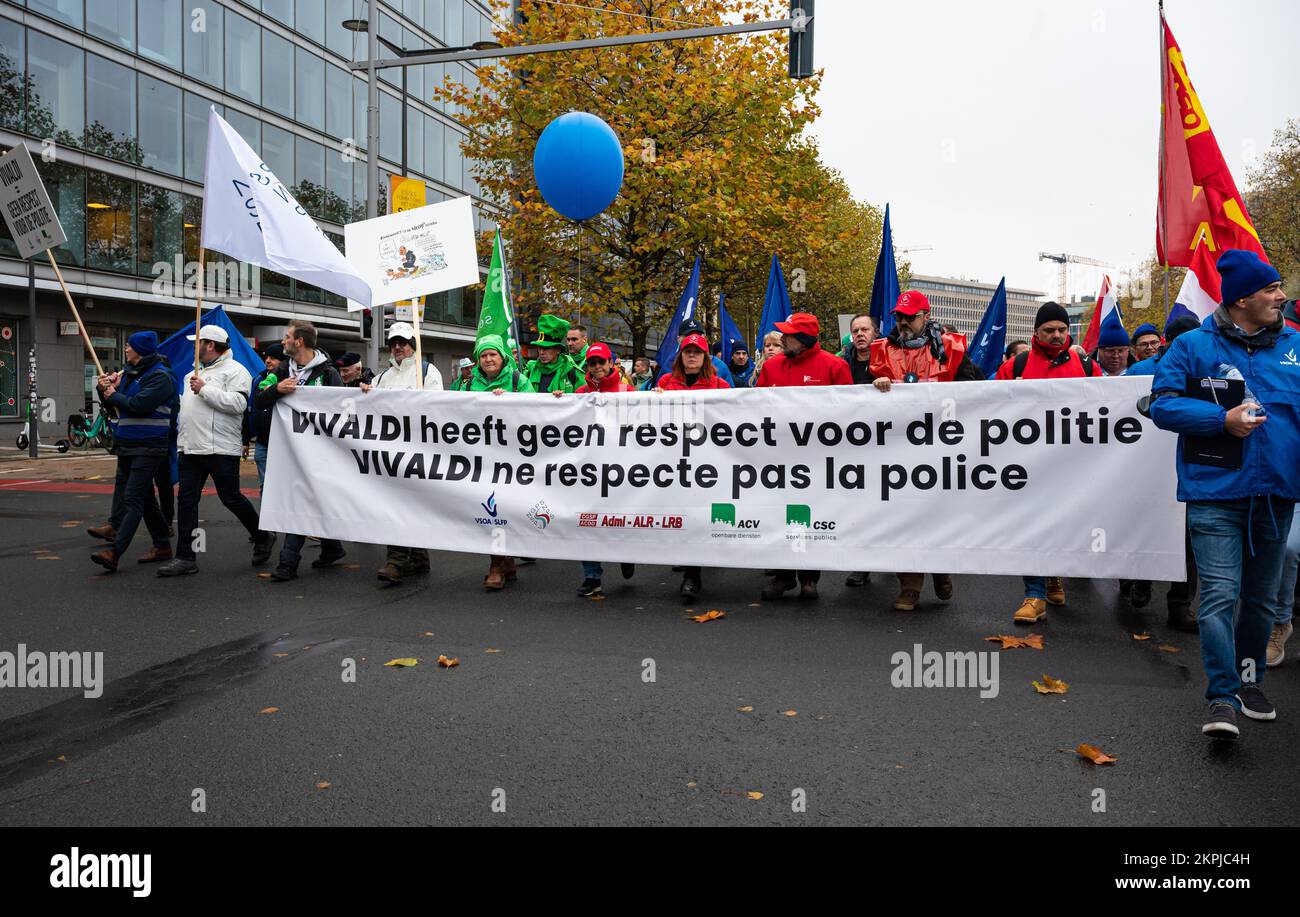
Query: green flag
[[476, 230, 518, 363]]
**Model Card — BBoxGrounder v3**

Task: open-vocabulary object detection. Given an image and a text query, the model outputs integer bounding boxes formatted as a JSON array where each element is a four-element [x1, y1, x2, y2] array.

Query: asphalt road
[[0, 483, 1296, 827]]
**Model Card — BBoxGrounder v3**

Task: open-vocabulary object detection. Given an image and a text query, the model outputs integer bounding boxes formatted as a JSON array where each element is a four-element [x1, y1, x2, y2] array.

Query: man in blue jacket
[[90, 331, 178, 572], [1149, 249, 1296, 740]]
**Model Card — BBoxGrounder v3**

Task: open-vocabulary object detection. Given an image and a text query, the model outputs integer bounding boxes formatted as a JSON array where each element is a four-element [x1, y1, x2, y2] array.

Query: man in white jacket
[[158, 326, 276, 576], [360, 322, 441, 583]]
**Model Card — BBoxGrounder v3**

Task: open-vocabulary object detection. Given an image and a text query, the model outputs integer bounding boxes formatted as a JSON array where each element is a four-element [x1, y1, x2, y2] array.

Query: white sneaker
[[1266, 621, 1293, 668]]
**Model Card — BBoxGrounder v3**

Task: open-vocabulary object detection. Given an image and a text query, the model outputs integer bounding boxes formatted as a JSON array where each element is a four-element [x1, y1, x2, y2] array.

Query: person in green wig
[[523, 314, 580, 394]]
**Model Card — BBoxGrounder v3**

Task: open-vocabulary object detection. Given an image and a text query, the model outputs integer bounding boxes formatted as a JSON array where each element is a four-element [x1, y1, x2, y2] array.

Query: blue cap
[[1097, 311, 1130, 349], [127, 331, 158, 356], [1131, 322, 1160, 343], [1217, 249, 1282, 307]]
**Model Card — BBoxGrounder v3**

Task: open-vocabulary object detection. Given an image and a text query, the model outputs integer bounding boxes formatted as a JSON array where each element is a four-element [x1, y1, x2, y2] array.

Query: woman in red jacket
[[653, 333, 728, 599]]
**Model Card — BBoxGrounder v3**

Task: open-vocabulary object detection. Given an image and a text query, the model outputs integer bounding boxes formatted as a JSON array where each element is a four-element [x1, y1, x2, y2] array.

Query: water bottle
[[1218, 363, 1263, 419]]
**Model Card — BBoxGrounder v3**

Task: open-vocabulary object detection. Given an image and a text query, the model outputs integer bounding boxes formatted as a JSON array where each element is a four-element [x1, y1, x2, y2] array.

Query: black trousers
[[176, 453, 262, 560], [110, 453, 170, 557], [110, 454, 173, 527], [773, 569, 820, 585]]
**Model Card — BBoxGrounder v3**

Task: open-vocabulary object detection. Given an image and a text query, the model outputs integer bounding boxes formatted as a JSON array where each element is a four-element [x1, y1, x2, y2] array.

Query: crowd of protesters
[[86, 249, 1296, 742]]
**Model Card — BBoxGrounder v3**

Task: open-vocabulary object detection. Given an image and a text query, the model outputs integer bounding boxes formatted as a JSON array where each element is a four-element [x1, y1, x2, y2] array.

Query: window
[[87, 0, 135, 52], [352, 158, 367, 219], [295, 46, 325, 130], [294, 135, 324, 210], [262, 0, 293, 27], [139, 0, 183, 69], [403, 0, 424, 28], [182, 194, 202, 264], [184, 0, 224, 87], [86, 171, 136, 273], [378, 12, 401, 88], [262, 29, 294, 118], [0, 20, 25, 132], [325, 63, 352, 140], [423, 116, 443, 181], [403, 28, 424, 99], [325, 145, 351, 223], [183, 92, 221, 182], [325, 0, 353, 59], [379, 91, 401, 164], [444, 0, 462, 46], [464, 3, 478, 46], [296, 0, 325, 45], [85, 55, 138, 162], [444, 127, 462, 193], [35, 159, 84, 266], [424, 0, 444, 41], [353, 75, 368, 150], [225, 12, 261, 103], [262, 122, 294, 186], [28, 0, 82, 30], [139, 76, 182, 175], [406, 107, 423, 176], [224, 108, 261, 153], [425, 62, 444, 111], [26, 33, 83, 147], [137, 185, 183, 278]]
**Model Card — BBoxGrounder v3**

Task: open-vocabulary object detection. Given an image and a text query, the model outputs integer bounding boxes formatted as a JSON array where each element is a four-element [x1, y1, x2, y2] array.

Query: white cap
[[457, 357, 473, 369], [387, 321, 416, 342], [186, 325, 229, 344]]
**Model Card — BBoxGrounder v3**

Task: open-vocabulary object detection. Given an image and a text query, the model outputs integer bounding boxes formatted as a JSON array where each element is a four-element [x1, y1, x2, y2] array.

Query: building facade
[[908, 273, 1045, 350], [0, 0, 501, 440]]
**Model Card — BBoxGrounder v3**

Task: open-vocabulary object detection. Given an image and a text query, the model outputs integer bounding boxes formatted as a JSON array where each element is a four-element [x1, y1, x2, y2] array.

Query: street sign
[[0, 143, 67, 259]]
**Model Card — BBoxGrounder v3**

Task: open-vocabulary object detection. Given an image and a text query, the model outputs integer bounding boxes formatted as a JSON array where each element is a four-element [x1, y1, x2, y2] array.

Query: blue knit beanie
[[1217, 249, 1281, 306], [1131, 322, 1160, 343], [127, 331, 158, 355], [1097, 319, 1130, 349]]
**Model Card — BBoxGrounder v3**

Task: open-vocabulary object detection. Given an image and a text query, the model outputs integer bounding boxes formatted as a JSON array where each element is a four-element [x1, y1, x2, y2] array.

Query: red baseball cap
[[774, 312, 819, 336], [585, 342, 613, 363], [893, 290, 931, 317], [679, 333, 709, 353]]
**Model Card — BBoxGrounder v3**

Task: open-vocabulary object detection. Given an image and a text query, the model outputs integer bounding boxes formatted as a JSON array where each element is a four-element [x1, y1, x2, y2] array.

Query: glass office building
[[0, 0, 499, 432]]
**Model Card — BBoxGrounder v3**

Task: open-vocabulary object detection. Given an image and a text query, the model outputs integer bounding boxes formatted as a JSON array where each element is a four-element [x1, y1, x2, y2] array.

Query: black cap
[[679, 319, 705, 337], [260, 342, 285, 360], [335, 351, 362, 367], [1163, 315, 1200, 343], [1034, 301, 1070, 329]]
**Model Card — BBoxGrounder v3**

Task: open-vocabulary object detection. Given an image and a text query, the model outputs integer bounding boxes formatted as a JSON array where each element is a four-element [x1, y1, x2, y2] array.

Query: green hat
[[473, 334, 508, 361], [531, 313, 570, 348]]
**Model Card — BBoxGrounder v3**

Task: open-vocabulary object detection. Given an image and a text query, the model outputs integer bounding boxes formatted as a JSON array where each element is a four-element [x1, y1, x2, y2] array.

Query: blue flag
[[869, 203, 900, 337], [717, 292, 745, 363], [654, 255, 701, 374], [968, 277, 1008, 378], [755, 254, 791, 355], [158, 305, 264, 395]]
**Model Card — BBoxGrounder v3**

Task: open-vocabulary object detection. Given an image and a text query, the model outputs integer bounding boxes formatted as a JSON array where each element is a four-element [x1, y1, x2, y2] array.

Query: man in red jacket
[[757, 312, 852, 600], [994, 301, 1100, 623]]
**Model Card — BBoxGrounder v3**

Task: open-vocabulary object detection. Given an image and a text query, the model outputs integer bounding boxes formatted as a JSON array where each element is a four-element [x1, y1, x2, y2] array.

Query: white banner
[[0, 143, 67, 258], [260, 377, 1186, 579], [343, 197, 479, 311]]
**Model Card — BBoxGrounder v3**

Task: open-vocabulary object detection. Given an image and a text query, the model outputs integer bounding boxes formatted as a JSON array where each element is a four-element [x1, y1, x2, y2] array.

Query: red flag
[[1082, 274, 1118, 354], [1157, 14, 1267, 309]]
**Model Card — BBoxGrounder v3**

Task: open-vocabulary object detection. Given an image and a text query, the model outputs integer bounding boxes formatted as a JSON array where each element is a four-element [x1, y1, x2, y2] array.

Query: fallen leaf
[[437, 655, 459, 668], [384, 658, 419, 667], [984, 634, 1045, 650], [691, 609, 726, 623], [59, 521, 80, 528], [257, 572, 272, 579], [316, 781, 331, 790], [84, 475, 101, 481], [32, 549, 50, 554], [272, 652, 288, 658], [57, 755, 67, 762], [586, 594, 606, 601], [1131, 633, 1152, 641], [686, 781, 698, 789], [745, 791, 764, 800], [259, 706, 279, 715], [1076, 743, 1117, 765], [422, 631, 434, 637], [484, 648, 501, 654], [343, 564, 361, 570], [748, 603, 761, 607], [1157, 644, 1182, 654], [1032, 674, 1070, 695], [36, 556, 60, 561], [783, 709, 797, 717], [737, 705, 754, 713]]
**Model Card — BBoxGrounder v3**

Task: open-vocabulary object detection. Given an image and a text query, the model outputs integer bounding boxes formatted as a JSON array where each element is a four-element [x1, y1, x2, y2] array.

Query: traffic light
[[788, 1, 814, 79], [361, 307, 373, 341]]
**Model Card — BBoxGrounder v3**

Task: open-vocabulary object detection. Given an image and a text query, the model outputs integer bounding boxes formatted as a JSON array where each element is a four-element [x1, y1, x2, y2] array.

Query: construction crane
[[1038, 251, 1113, 303]]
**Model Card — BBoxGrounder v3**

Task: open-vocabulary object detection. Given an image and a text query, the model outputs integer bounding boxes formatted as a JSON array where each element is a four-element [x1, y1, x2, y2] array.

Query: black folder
[[1181, 375, 1244, 470]]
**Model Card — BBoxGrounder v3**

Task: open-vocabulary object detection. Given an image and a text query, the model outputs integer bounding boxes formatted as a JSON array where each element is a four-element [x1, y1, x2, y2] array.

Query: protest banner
[[260, 377, 1186, 579]]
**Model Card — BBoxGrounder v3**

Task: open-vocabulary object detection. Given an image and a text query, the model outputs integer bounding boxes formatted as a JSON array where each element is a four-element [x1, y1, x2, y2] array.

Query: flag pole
[[45, 250, 104, 377], [194, 247, 206, 371], [1158, 0, 1170, 321], [413, 304, 424, 390]]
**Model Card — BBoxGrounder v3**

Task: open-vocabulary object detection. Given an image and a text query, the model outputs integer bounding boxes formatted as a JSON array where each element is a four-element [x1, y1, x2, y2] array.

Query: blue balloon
[[533, 112, 624, 222]]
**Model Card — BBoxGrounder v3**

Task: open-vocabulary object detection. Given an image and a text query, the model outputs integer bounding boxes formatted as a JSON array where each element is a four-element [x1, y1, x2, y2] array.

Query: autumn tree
[[442, 0, 882, 355], [1246, 118, 1300, 291]]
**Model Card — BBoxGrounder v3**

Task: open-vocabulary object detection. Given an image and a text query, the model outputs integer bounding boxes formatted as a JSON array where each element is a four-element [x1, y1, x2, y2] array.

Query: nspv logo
[[527, 500, 552, 531]]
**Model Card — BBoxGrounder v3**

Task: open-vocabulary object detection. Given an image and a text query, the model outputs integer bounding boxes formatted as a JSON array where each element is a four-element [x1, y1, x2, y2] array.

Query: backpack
[[1013, 349, 1093, 379]]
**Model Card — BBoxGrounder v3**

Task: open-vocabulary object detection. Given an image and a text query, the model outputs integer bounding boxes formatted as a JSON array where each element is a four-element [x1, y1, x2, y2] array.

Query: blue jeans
[[1023, 576, 1046, 599], [582, 561, 603, 580], [110, 453, 171, 557], [1273, 511, 1300, 626], [254, 442, 268, 494], [1187, 497, 1294, 707]]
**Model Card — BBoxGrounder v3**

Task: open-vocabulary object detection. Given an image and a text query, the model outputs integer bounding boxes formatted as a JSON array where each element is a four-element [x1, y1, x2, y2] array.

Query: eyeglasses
[[586, 358, 608, 367]]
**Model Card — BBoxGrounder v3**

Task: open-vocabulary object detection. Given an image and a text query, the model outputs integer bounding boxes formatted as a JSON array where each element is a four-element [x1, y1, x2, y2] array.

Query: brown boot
[[933, 574, 954, 602], [137, 545, 173, 564], [502, 556, 518, 582], [761, 575, 795, 600], [894, 573, 924, 610], [87, 523, 117, 541], [90, 548, 120, 572], [377, 562, 403, 584], [484, 556, 506, 591]]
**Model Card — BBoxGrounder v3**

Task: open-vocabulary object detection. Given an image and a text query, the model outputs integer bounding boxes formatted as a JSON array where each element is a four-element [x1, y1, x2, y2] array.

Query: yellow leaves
[[272, 652, 288, 658], [745, 791, 764, 801], [384, 658, 419, 668], [1131, 633, 1152, 641], [59, 520, 81, 528], [984, 634, 1045, 650], [1076, 744, 1118, 765], [736, 705, 753, 713], [259, 707, 279, 715], [1157, 644, 1182, 654], [437, 655, 460, 668], [484, 648, 502, 654], [691, 609, 726, 623], [782, 709, 797, 717], [1032, 675, 1069, 695], [315, 781, 331, 790]]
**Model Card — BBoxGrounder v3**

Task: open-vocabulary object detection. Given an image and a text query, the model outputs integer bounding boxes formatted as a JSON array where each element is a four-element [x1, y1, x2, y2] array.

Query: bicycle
[[13, 399, 71, 452], [67, 406, 115, 451]]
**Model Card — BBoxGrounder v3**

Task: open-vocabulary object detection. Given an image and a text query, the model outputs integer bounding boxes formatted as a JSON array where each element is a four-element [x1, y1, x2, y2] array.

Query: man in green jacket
[[524, 314, 580, 394]]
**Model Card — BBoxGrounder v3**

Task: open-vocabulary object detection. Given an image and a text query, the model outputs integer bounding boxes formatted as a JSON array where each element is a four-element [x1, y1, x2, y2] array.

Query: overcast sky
[[809, 0, 1300, 301]]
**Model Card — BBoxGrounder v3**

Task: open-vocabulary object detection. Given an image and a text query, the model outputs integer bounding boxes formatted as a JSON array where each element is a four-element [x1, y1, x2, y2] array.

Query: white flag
[[201, 108, 371, 306]]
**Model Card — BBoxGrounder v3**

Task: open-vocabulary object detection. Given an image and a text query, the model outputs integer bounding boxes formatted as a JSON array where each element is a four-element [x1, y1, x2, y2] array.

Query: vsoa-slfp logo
[[527, 500, 553, 531], [475, 492, 508, 527], [1280, 349, 1300, 367]]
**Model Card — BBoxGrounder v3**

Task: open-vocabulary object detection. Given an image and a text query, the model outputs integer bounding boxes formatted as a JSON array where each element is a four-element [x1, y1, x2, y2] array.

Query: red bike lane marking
[[0, 479, 259, 497]]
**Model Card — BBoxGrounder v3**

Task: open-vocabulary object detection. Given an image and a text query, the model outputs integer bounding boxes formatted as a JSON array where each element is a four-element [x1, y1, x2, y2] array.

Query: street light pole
[[365, 0, 381, 376]]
